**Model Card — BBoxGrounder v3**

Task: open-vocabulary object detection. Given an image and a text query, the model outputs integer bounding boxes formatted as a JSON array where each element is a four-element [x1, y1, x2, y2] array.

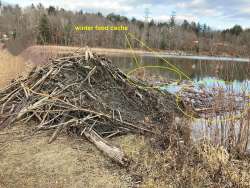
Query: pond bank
[[19, 45, 250, 63]]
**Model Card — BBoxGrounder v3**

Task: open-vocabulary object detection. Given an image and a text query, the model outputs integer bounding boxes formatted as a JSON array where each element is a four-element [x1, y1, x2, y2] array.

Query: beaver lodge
[[0, 49, 180, 166]]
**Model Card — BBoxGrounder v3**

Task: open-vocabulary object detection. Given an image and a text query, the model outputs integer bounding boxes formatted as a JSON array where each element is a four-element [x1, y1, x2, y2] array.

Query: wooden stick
[[48, 125, 64, 144], [82, 127, 129, 166], [83, 66, 96, 87], [31, 68, 54, 90], [16, 96, 49, 120]]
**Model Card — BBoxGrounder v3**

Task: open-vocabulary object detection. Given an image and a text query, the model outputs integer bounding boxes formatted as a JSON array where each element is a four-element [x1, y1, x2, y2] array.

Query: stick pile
[[178, 85, 249, 118], [0, 49, 176, 165]]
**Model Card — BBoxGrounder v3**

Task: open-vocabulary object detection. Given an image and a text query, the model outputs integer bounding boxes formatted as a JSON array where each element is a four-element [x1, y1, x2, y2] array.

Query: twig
[[48, 125, 65, 144], [83, 66, 96, 87]]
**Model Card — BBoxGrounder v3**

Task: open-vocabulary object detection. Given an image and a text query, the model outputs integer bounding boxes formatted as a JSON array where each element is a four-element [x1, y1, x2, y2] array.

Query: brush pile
[[178, 85, 249, 118], [0, 50, 177, 165]]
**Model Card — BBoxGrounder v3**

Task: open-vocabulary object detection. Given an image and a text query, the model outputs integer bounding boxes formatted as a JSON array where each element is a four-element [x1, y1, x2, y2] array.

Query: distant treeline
[[0, 2, 250, 56]]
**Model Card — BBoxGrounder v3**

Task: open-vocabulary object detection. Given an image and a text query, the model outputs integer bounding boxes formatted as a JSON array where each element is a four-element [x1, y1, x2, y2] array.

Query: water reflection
[[110, 55, 250, 82]]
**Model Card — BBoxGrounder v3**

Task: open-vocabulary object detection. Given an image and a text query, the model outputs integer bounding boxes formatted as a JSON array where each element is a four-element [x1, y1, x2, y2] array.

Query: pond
[[110, 55, 250, 93]]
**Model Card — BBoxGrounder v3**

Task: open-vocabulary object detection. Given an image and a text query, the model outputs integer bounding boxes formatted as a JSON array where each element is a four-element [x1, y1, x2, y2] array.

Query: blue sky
[[5, 0, 250, 29]]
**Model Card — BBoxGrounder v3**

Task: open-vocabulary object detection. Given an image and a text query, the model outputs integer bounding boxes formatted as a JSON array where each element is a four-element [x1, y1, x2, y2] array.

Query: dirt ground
[[0, 124, 132, 188]]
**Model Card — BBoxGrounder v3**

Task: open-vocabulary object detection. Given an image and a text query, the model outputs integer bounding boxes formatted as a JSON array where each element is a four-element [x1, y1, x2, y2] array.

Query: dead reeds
[[180, 81, 250, 154]]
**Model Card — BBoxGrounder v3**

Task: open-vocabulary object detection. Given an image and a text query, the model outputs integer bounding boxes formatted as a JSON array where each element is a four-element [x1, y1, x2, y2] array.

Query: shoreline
[[19, 45, 250, 63]]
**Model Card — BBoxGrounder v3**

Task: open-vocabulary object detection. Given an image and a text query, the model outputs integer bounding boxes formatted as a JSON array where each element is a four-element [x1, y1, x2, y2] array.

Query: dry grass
[[117, 134, 250, 188], [0, 50, 32, 88], [20, 45, 151, 56], [193, 84, 250, 154], [0, 123, 131, 188], [1, 114, 249, 187]]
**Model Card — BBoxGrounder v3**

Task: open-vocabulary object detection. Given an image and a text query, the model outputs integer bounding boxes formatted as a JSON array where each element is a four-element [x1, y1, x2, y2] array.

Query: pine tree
[[170, 15, 175, 27], [182, 20, 189, 30], [37, 14, 51, 44], [196, 22, 202, 34], [48, 6, 56, 16], [230, 25, 243, 36]]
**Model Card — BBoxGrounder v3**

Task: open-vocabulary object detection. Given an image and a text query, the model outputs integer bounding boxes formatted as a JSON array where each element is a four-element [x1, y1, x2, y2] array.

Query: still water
[[110, 55, 250, 92]]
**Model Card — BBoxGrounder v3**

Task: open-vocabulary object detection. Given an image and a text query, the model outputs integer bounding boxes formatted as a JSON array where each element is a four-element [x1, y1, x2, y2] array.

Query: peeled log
[[82, 128, 129, 167]]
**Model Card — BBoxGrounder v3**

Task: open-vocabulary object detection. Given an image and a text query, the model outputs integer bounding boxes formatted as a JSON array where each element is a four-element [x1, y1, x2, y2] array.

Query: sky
[[5, 0, 250, 29]]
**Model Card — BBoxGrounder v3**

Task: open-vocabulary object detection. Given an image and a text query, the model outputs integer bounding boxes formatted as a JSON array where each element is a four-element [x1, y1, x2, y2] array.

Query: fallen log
[[82, 127, 129, 166]]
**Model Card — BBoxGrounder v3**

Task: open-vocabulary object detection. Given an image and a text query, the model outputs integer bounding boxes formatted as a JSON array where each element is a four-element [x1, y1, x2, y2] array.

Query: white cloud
[[196, 9, 222, 17], [156, 14, 198, 23], [176, 0, 206, 9], [17, 0, 134, 13], [7, 0, 250, 28], [240, 7, 250, 14], [64, 0, 133, 12]]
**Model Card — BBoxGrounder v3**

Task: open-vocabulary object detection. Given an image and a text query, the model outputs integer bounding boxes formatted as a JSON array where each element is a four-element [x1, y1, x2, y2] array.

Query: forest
[[0, 2, 250, 56]]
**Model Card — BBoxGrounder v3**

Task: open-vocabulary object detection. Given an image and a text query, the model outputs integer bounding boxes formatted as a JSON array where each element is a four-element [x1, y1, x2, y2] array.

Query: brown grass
[[117, 134, 250, 187], [0, 123, 131, 188], [20, 45, 151, 56], [194, 85, 250, 154], [0, 50, 32, 88]]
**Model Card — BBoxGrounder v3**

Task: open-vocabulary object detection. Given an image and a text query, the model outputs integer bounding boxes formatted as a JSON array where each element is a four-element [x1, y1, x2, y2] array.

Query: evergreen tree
[[196, 22, 202, 34], [48, 6, 56, 16], [131, 17, 136, 23], [97, 12, 102, 17], [190, 22, 197, 33], [230, 25, 243, 36], [182, 20, 189, 30], [37, 14, 51, 44], [37, 3, 44, 10], [202, 24, 207, 32], [149, 19, 155, 27], [30, 3, 35, 9], [169, 14, 175, 27]]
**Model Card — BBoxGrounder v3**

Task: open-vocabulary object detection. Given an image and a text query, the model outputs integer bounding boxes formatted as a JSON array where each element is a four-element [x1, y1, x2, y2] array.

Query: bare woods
[[0, 2, 250, 56]]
